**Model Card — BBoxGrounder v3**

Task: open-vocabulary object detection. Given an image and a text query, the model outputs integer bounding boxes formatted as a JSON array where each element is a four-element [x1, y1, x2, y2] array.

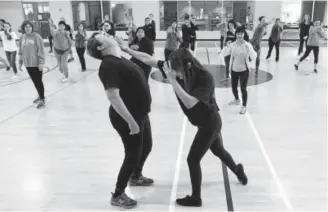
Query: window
[[71, 0, 133, 31], [190, 1, 223, 31]]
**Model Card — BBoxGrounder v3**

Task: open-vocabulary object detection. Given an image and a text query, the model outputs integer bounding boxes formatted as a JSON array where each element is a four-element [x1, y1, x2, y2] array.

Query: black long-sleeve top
[[144, 24, 156, 41], [299, 22, 311, 38]]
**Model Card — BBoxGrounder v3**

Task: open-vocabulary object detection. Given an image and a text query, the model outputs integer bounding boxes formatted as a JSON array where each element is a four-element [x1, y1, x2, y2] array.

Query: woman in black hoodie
[[298, 14, 311, 56], [102, 20, 116, 36], [129, 27, 154, 81]]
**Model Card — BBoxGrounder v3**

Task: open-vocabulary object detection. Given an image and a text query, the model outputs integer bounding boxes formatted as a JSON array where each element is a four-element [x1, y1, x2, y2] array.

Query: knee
[[187, 154, 200, 166]]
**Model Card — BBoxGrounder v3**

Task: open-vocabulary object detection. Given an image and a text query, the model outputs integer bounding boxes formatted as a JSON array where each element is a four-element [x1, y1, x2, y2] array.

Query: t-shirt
[[0, 31, 18, 52], [99, 55, 152, 117], [250, 22, 269, 46], [269, 24, 283, 43], [157, 60, 219, 127]]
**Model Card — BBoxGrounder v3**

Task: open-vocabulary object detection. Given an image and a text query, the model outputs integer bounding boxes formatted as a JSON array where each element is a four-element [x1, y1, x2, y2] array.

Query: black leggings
[[224, 55, 231, 79], [267, 38, 280, 60], [190, 37, 196, 51], [164, 48, 173, 61], [299, 46, 319, 64], [298, 37, 308, 56], [5, 51, 17, 74], [109, 109, 153, 194], [49, 36, 53, 51], [187, 114, 238, 198], [76, 47, 86, 70], [26, 67, 45, 100], [231, 70, 249, 107], [220, 35, 224, 49]]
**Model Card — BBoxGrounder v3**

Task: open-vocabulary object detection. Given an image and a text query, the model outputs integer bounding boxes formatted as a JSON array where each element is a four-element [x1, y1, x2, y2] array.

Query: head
[[58, 21, 66, 30], [0, 19, 5, 27], [145, 17, 150, 25], [149, 14, 153, 20], [275, 18, 281, 25], [259, 16, 266, 24], [303, 14, 310, 22], [103, 21, 112, 32], [136, 27, 145, 39], [78, 22, 85, 31], [191, 17, 196, 23], [87, 32, 118, 60], [21, 20, 34, 34], [314, 19, 321, 27], [60, 17, 65, 22], [171, 20, 177, 29], [236, 22, 242, 27], [228, 20, 236, 30], [235, 26, 246, 41], [104, 14, 110, 21], [3, 22, 11, 32]]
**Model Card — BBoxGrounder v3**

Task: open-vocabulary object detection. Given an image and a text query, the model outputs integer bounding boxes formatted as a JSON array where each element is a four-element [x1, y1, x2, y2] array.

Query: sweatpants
[[5, 51, 17, 74], [298, 37, 308, 56], [187, 113, 238, 198], [109, 109, 153, 194], [300, 46, 319, 64], [76, 47, 86, 70], [26, 67, 45, 100], [231, 70, 249, 107]]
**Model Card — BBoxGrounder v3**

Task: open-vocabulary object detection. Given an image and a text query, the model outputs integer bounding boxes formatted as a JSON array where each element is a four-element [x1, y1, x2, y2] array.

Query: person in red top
[[116, 37, 248, 207]]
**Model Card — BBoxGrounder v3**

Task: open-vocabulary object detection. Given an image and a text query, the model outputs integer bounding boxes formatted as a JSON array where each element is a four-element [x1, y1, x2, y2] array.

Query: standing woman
[[222, 20, 237, 83], [298, 14, 311, 56], [103, 20, 116, 36], [48, 18, 54, 53], [294, 19, 326, 73], [0, 19, 10, 71], [190, 17, 199, 52], [266, 18, 283, 62], [18, 21, 46, 109], [0, 22, 19, 79], [117, 38, 248, 207], [129, 27, 154, 81], [181, 18, 192, 49], [126, 23, 136, 45], [50, 19, 72, 82], [225, 26, 257, 114], [75, 22, 87, 71], [217, 20, 227, 52]]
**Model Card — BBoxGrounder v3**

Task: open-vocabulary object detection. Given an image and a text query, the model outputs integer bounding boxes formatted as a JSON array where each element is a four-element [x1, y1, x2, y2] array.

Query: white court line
[[245, 112, 294, 211], [168, 42, 198, 212], [284, 41, 298, 48]]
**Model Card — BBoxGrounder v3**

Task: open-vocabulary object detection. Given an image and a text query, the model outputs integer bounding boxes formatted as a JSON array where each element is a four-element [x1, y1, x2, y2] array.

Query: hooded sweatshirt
[[50, 27, 72, 51], [307, 26, 325, 47], [18, 32, 45, 67]]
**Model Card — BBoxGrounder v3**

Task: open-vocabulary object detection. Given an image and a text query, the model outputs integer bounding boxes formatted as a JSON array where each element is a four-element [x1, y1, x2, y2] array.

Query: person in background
[[295, 19, 326, 74], [236, 22, 249, 41], [129, 27, 154, 81], [75, 22, 87, 71], [19, 20, 46, 109], [144, 17, 156, 42], [126, 23, 136, 45], [190, 16, 199, 52], [222, 20, 237, 83], [103, 20, 116, 36], [48, 18, 54, 53], [0, 22, 19, 79], [149, 13, 156, 41], [50, 19, 72, 82], [266, 18, 283, 62], [0, 19, 10, 71], [60, 17, 75, 62], [250, 16, 275, 77], [298, 14, 312, 56], [181, 16, 192, 50], [217, 19, 227, 52]]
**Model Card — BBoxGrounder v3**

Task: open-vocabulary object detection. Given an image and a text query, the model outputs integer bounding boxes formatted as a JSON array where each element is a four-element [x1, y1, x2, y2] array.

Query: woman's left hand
[[38, 64, 44, 71], [163, 61, 177, 82]]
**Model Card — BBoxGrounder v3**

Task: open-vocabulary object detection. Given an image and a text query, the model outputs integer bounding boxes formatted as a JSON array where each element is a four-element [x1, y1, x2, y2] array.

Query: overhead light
[[111, 3, 116, 7]]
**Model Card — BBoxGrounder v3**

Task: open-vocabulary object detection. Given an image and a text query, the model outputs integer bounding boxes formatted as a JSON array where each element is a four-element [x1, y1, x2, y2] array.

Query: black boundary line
[[206, 47, 234, 211], [0, 70, 96, 126]]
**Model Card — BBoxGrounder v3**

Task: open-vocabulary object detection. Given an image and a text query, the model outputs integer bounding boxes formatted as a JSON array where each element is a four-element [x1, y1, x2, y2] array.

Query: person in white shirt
[[0, 22, 18, 78], [223, 26, 257, 114], [0, 19, 10, 71]]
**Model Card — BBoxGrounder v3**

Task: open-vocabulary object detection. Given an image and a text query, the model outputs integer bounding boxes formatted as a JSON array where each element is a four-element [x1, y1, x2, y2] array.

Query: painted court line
[[245, 112, 294, 211], [169, 43, 197, 212]]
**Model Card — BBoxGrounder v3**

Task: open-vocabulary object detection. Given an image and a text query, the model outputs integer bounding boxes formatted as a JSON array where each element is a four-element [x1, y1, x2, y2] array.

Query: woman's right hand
[[129, 121, 140, 135]]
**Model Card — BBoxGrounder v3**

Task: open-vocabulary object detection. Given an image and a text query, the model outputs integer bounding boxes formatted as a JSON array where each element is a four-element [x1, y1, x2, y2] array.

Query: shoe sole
[[110, 201, 137, 209], [129, 182, 154, 187]]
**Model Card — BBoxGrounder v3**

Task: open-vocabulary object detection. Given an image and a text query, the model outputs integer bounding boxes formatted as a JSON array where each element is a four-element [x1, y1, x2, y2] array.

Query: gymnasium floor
[[0, 41, 326, 211]]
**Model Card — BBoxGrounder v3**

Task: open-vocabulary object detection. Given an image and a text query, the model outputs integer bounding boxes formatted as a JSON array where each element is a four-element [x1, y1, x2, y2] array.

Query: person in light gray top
[[50, 19, 72, 82]]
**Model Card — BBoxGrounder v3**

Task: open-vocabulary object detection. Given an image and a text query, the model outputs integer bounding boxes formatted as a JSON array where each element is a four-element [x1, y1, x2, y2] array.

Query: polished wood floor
[[0, 42, 326, 211]]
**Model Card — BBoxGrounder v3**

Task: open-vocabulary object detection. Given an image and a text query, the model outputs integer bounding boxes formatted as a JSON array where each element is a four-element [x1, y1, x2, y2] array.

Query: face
[[228, 23, 235, 30], [304, 15, 309, 21], [4, 23, 10, 31], [24, 24, 33, 34], [149, 14, 153, 19], [236, 22, 241, 27], [95, 33, 117, 52], [314, 20, 321, 27], [60, 17, 65, 21], [145, 18, 150, 25], [103, 22, 111, 31], [275, 19, 281, 25], [172, 22, 177, 29], [136, 29, 145, 39], [59, 23, 66, 30], [78, 24, 84, 31], [236, 32, 244, 40], [105, 15, 109, 20], [261, 17, 266, 23]]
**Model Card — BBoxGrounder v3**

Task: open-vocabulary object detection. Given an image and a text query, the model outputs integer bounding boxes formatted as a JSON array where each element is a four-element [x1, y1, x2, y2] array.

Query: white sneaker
[[240, 106, 247, 114], [228, 99, 241, 106], [12, 75, 18, 80], [61, 78, 68, 83]]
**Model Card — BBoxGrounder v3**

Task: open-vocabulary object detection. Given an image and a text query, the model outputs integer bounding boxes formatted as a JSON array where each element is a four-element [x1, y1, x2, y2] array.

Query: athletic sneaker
[[110, 193, 137, 209], [294, 64, 299, 71], [33, 97, 40, 104], [236, 164, 248, 185], [6, 66, 10, 71], [314, 69, 318, 74], [68, 58, 74, 63], [228, 99, 241, 106], [12, 75, 18, 80], [176, 195, 202, 207], [129, 176, 154, 186], [61, 78, 68, 83], [36, 100, 46, 109], [255, 70, 259, 77], [240, 106, 247, 114]]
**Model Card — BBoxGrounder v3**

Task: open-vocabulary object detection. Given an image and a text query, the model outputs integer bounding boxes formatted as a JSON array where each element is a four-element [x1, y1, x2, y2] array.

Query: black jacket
[[144, 24, 156, 41]]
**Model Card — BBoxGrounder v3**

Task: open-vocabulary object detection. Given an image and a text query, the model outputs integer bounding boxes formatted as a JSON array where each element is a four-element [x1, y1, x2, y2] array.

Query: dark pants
[[164, 48, 173, 61], [109, 109, 153, 194], [48, 36, 53, 51], [26, 67, 45, 100], [5, 51, 17, 74], [190, 37, 196, 51], [231, 70, 249, 107], [267, 38, 280, 60], [224, 55, 231, 79], [187, 114, 238, 198], [298, 37, 308, 56], [220, 35, 224, 49], [252, 43, 261, 71], [300, 46, 319, 64], [76, 47, 86, 70]]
